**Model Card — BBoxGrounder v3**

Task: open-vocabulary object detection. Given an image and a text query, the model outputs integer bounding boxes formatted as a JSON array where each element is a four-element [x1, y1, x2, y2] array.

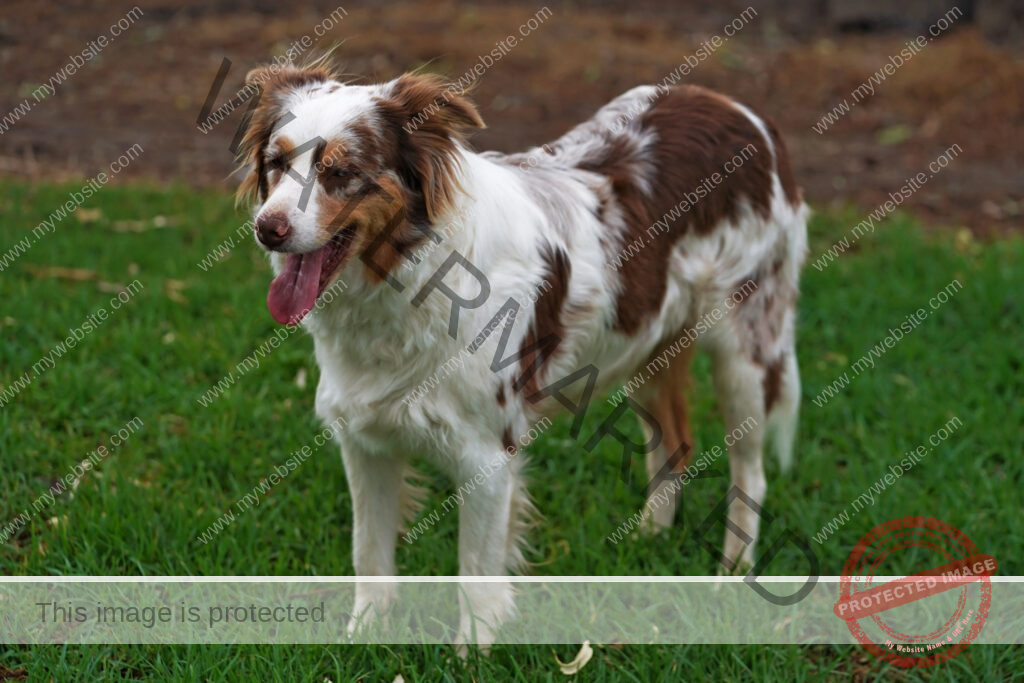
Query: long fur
[[237, 65, 809, 645]]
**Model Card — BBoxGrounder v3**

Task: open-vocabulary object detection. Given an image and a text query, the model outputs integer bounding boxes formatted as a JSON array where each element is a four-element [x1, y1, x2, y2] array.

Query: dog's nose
[[255, 213, 292, 249]]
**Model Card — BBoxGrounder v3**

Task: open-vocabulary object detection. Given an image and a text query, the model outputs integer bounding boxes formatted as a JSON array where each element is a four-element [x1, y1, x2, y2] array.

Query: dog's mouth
[[266, 224, 357, 326]]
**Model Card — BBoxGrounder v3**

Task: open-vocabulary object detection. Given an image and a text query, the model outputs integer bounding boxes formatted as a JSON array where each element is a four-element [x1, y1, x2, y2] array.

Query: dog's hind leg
[[709, 341, 769, 573], [635, 340, 697, 533]]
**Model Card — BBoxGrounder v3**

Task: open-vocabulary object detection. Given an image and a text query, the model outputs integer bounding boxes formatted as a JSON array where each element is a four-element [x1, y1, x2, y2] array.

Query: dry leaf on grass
[[112, 215, 179, 232], [97, 281, 127, 293], [75, 207, 103, 223], [555, 641, 593, 675], [165, 279, 188, 303], [26, 265, 96, 281], [295, 368, 307, 389]]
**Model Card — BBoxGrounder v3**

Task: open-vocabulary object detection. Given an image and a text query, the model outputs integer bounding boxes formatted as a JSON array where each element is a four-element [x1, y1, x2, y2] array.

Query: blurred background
[[1, 0, 1022, 235]]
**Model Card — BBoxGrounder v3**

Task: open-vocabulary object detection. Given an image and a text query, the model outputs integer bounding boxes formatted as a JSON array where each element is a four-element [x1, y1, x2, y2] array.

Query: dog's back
[[486, 83, 808, 558]]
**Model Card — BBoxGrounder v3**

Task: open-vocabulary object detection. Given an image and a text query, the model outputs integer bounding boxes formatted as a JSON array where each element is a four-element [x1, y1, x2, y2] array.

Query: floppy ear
[[235, 63, 336, 206], [378, 73, 485, 221]]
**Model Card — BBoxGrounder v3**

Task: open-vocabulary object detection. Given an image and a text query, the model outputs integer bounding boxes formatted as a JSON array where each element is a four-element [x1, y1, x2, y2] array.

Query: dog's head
[[236, 62, 484, 325]]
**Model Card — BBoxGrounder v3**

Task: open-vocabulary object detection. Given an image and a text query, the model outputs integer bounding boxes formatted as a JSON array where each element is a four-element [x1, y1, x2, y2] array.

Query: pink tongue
[[267, 248, 325, 325]]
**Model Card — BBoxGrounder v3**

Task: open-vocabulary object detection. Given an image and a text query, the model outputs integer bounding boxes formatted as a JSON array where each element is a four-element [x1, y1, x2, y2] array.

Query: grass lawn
[[1, 182, 1022, 680]]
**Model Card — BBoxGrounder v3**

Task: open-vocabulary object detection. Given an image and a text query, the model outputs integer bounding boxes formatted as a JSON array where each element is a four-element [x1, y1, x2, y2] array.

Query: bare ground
[[1, 0, 1021, 235]]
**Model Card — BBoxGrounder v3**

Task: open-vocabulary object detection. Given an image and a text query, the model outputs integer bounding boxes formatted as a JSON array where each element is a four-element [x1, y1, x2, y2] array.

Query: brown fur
[[235, 64, 338, 206], [580, 86, 795, 335], [375, 73, 485, 225], [234, 65, 490, 288], [502, 427, 516, 454], [640, 338, 697, 482], [516, 245, 571, 398], [763, 358, 784, 413], [765, 117, 802, 208]]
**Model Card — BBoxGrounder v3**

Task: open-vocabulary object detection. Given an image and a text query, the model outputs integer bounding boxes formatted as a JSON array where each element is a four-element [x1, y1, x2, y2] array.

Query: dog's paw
[[453, 630, 494, 658], [712, 558, 754, 592]]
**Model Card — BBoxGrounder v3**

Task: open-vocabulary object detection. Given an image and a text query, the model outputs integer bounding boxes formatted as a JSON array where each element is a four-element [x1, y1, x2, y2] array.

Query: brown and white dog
[[237, 61, 808, 645]]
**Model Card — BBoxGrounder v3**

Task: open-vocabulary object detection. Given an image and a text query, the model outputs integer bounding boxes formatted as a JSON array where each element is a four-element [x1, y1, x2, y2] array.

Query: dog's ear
[[235, 63, 335, 206], [379, 73, 485, 221]]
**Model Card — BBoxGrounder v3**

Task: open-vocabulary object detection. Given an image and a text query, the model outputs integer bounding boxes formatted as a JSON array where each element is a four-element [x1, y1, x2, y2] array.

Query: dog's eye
[[332, 168, 350, 179], [268, 156, 287, 172]]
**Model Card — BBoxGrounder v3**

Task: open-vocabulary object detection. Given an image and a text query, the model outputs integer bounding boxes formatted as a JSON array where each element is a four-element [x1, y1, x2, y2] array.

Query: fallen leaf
[[163, 332, 176, 344], [555, 641, 593, 675], [112, 215, 178, 233], [161, 414, 188, 436], [165, 279, 188, 303], [0, 665, 28, 681], [26, 266, 96, 281], [97, 281, 126, 293], [295, 368, 308, 389], [773, 615, 794, 631], [111, 219, 147, 232], [75, 207, 103, 223]]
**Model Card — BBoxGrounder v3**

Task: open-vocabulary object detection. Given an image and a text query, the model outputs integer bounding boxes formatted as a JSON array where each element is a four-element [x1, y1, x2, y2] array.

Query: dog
[[236, 60, 808, 646]]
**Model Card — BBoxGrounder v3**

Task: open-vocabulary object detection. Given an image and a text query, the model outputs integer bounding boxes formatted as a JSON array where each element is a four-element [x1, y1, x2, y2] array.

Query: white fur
[[248, 78, 809, 646]]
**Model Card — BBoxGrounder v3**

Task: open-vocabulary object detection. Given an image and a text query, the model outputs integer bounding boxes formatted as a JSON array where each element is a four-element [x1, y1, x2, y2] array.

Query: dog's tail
[[766, 349, 800, 472]]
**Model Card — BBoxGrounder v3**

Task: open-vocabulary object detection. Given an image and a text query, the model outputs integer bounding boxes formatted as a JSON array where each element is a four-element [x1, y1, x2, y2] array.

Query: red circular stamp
[[834, 516, 994, 667]]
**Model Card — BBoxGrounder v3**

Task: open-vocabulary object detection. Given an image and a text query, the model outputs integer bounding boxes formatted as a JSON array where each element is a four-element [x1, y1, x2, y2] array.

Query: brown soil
[[1, 0, 1021, 235]]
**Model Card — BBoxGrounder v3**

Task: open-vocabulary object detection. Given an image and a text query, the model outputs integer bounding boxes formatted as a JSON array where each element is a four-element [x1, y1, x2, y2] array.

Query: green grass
[[1, 182, 1022, 680]]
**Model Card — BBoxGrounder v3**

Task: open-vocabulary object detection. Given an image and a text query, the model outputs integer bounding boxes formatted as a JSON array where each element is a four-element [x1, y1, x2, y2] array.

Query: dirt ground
[[1, 0, 1022, 235]]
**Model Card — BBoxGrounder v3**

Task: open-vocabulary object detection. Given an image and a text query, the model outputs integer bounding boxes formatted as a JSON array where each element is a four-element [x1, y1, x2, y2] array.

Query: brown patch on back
[[583, 86, 781, 335], [496, 385, 507, 407], [516, 245, 571, 397]]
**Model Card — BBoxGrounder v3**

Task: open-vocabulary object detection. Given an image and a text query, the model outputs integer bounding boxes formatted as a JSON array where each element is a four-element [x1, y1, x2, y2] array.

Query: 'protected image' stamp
[[834, 516, 994, 667]]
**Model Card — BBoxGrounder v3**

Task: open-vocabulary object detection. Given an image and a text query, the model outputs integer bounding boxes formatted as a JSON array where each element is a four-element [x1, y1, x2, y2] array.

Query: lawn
[[1, 182, 1021, 680]]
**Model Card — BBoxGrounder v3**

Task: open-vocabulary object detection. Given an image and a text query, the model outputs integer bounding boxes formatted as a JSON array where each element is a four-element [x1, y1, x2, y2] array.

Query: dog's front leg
[[339, 438, 405, 635], [453, 445, 516, 652]]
